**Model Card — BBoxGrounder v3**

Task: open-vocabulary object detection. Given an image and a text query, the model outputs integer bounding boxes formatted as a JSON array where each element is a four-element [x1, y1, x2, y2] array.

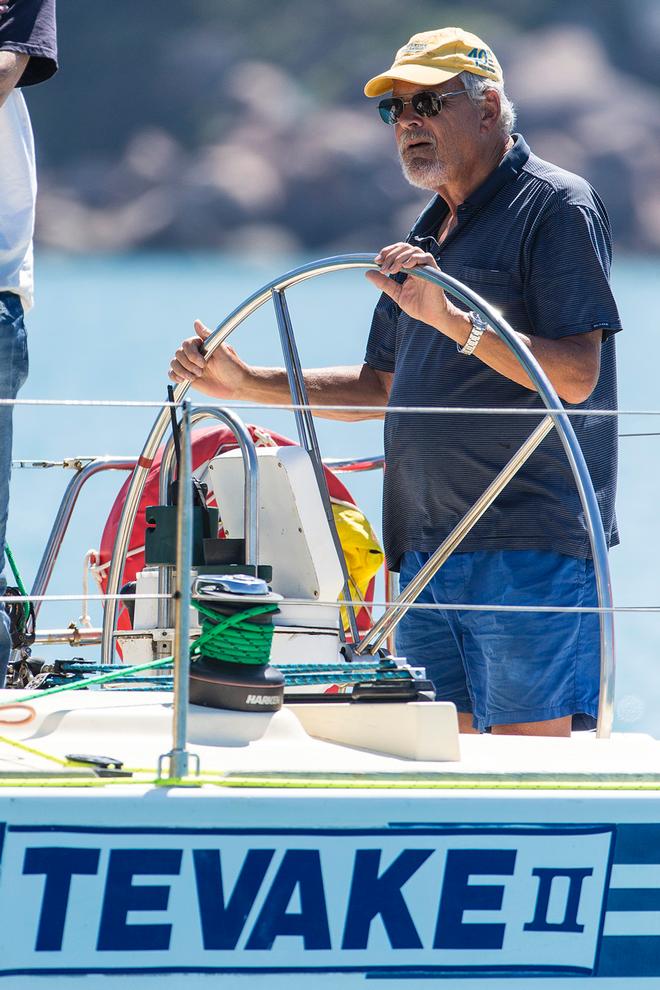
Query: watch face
[[459, 313, 487, 354], [470, 311, 488, 330]]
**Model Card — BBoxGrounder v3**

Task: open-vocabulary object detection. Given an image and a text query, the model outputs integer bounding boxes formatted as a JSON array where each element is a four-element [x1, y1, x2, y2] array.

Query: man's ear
[[480, 89, 501, 131]]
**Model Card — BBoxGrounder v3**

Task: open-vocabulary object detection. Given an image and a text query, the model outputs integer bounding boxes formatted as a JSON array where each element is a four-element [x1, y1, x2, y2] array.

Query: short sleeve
[[524, 201, 622, 341], [0, 0, 58, 87], [364, 291, 400, 372]]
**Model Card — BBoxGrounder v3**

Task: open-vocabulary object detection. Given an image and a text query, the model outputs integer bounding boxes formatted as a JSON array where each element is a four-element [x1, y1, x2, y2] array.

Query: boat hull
[[0, 786, 659, 985]]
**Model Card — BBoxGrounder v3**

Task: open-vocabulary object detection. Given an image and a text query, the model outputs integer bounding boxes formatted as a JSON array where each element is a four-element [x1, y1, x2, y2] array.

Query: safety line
[[202, 776, 660, 792], [2, 592, 660, 615], [0, 771, 657, 792], [0, 592, 170, 603], [270, 600, 660, 615], [0, 733, 69, 767], [10, 429, 657, 468], [0, 397, 659, 417]]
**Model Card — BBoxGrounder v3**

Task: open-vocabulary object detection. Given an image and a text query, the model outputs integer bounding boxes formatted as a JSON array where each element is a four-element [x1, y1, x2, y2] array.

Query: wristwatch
[[458, 311, 488, 356]]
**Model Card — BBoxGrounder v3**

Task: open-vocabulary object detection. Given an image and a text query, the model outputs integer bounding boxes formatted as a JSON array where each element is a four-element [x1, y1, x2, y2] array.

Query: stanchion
[[157, 400, 200, 780]]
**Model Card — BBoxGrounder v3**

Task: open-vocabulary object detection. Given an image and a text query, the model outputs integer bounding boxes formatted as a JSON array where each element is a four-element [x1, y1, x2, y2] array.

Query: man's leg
[[459, 550, 599, 737], [0, 292, 29, 685], [491, 716, 571, 737], [395, 551, 479, 732], [456, 712, 480, 735]]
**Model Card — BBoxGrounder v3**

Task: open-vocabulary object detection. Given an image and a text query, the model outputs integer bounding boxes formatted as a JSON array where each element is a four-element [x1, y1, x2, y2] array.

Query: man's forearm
[[368, 244, 603, 405], [0, 51, 28, 107], [170, 322, 392, 416], [435, 306, 602, 405], [238, 363, 389, 421]]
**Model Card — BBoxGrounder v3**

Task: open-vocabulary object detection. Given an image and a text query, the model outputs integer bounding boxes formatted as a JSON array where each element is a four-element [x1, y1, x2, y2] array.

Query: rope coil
[[191, 601, 279, 666]]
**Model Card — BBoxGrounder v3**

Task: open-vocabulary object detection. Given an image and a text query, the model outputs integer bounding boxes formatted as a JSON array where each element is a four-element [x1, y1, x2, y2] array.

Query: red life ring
[[98, 424, 376, 638]]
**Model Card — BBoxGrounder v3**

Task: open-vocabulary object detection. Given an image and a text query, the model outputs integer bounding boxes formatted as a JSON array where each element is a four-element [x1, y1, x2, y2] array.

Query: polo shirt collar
[[412, 133, 530, 237]]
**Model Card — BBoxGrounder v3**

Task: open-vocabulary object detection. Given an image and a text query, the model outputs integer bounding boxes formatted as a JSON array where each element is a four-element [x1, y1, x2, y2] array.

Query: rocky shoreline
[[34, 27, 660, 254]]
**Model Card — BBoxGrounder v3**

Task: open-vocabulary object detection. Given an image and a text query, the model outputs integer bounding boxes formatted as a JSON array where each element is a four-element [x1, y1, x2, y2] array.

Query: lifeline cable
[[1, 591, 659, 614], [2, 395, 660, 416]]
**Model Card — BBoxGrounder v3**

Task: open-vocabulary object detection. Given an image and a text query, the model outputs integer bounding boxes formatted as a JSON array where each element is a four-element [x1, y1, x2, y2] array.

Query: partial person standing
[[0, 0, 58, 683], [169, 28, 621, 738]]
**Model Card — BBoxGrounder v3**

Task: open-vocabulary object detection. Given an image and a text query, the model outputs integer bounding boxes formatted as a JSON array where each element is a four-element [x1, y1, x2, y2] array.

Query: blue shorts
[[396, 550, 599, 732]]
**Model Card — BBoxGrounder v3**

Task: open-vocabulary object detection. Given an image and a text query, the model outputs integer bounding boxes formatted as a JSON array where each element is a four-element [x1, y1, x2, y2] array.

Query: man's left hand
[[365, 242, 460, 333]]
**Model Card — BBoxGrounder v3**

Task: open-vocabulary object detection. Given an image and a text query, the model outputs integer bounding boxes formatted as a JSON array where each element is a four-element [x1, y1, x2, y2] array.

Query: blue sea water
[[8, 251, 660, 735]]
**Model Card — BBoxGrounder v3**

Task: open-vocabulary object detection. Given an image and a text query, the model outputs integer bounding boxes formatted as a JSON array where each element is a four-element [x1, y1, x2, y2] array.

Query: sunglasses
[[377, 89, 467, 125]]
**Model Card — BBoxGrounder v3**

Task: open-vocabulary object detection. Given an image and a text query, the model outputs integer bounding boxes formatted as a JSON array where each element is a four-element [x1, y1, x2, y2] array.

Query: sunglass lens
[[378, 98, 402, 125], [412, 92, 441, 117]]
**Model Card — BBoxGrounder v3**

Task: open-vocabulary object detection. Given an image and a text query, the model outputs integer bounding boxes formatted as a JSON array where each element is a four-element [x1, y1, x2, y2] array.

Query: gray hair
[[458, 70, 516, 135]]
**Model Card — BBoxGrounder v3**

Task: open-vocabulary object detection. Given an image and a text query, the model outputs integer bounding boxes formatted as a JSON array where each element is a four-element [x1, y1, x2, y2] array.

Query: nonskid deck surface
[[1, 689, 659, 785]]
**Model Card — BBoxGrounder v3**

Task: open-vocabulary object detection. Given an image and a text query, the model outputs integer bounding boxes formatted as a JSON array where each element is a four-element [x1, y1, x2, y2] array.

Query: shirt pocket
[[450, 265, 527, 330]]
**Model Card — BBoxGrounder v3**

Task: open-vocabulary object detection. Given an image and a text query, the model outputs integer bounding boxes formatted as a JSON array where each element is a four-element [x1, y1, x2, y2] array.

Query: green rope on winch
[[191, 600, 278, 665], [0, 597, 279, 715], [4, 544, 30, 625]]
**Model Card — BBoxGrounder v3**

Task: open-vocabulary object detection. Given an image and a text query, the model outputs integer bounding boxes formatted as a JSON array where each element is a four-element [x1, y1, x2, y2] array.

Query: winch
[[189, 574, 284, 712]]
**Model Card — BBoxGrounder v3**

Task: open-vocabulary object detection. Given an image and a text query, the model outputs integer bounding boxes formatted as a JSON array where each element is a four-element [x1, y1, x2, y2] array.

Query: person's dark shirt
[[365, 135, 622, 571], [0, 0, 57, 86]]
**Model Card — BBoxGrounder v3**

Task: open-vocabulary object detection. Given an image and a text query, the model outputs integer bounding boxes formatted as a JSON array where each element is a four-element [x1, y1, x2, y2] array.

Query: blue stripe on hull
[[607, 888, 660, 911], [613, 825, 660, 863], [599, 937, 660, 976]]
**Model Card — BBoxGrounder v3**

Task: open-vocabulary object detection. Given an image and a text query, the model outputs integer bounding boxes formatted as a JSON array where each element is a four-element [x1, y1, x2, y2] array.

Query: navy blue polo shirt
[[365, 134, 622, 571], [0, 0, 57, 86]]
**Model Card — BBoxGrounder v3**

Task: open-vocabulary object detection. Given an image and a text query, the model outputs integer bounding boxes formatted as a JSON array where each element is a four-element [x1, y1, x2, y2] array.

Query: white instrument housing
[[208, 445, 344, 633], [121, 446, 347, 666]]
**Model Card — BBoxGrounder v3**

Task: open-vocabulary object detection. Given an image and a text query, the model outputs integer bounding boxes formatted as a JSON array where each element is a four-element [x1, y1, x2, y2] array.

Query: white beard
[[398, 143, 447, 190], [400, 158, 447, 190]]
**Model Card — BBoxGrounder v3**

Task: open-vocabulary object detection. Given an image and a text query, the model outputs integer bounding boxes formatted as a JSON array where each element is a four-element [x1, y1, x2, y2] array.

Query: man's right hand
[[168, 319, 250, 399]]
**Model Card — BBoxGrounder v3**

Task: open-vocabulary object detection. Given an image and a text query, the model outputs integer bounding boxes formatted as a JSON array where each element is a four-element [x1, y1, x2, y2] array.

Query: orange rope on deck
[[0, 704, 37, 725]]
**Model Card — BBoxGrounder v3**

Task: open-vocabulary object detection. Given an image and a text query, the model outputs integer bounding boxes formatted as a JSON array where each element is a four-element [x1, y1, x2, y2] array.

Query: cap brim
[[364, 64, 460, 98]]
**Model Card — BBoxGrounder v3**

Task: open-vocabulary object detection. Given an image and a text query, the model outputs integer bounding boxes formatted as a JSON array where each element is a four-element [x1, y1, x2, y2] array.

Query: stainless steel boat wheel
[[102, 255, 615, 737]]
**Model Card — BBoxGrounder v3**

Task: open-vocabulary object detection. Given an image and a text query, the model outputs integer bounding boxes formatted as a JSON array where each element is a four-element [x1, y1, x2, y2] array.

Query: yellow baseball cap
[[364, 27, 503, 98]]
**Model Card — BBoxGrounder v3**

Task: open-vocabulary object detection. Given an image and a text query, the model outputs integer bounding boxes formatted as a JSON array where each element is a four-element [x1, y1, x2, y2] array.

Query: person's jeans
[[0, 292, 29, 685]]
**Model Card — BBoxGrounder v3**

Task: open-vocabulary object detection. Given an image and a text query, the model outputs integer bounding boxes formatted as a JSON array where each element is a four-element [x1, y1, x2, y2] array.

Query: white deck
[[1, 689, 659, 783]]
